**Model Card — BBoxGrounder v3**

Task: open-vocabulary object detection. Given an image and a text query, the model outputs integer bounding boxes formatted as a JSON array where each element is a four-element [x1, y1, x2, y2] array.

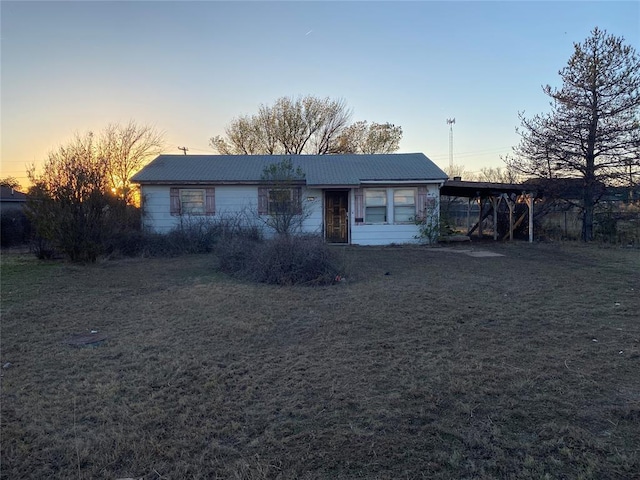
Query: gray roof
[[131, 153, 447, 186], [0, 186, 27, 202]]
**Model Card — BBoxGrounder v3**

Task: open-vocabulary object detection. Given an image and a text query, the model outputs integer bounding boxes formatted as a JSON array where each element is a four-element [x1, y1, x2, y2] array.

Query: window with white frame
[[365, 189, 387, 223], [393, 189, 416, 223]]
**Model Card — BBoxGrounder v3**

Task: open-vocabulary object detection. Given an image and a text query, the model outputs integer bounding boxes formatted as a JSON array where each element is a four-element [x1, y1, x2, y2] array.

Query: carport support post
[[490, 196, 499, 240], [503, 194, 514, 241], [477, 197, 483, 238], [527, 192, 535, 243]]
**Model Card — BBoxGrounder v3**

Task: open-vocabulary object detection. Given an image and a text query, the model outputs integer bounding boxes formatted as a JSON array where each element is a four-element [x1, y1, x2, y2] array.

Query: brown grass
[[1, 242, 639, 479]]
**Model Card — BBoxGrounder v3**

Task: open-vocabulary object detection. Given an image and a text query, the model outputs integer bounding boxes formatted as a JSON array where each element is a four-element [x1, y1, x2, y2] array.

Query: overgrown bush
[[25, 127, 162, 262], [166, 217, 219, 254], [0, 209, 30, 247], [414, 200, 443, 243], [594, 210, 618, 243], [111, 213, 264, 259], [593, 205, 640, 245], [103, 230, 148, 257], [215, 234, 263, 274], [216, 234, 342, 286]]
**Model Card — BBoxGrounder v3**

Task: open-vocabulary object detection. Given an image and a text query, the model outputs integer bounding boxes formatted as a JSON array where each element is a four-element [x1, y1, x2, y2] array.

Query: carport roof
[[440, 180, 538, 198]]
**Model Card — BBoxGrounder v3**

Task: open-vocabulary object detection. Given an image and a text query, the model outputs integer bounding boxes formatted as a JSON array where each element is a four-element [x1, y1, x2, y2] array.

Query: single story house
[[131, 153, 447, 245]]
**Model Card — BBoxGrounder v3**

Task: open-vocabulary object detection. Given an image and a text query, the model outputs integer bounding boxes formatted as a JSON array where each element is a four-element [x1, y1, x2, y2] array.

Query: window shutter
[[293, 187, 302, 214], [170, 187, 180, 216], [354, 188, 364, 224], [205, 188, 215, 215], [258, 187, 268, 215], [417, 187, 428, 220]]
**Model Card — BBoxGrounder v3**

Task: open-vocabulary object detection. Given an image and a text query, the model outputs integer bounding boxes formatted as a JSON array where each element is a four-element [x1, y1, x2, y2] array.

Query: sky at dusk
[[1, 1, 638, 188]]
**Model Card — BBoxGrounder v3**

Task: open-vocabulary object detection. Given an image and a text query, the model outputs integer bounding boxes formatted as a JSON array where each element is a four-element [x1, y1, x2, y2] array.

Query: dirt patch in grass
[[1, 243, 639, 479]]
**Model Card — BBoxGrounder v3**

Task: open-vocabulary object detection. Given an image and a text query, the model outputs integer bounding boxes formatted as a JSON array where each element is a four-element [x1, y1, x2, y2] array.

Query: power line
[[185, 146, 215, 153], [430, 146, 514, 160]]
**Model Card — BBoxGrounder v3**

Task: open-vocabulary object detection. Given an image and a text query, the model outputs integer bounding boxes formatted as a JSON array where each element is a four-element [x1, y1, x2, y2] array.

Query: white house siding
[[141, 183, 440, 244], [350, 224, 422, 245], [141, 184, 323, 235], [141, 185, 176, 232], [349, 184, 441, 246], [299, 190, 323, 235]]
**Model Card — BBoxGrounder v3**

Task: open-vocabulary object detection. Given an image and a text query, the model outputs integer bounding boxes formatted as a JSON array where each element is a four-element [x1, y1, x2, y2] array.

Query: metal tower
[[446, 118, 455, 171]]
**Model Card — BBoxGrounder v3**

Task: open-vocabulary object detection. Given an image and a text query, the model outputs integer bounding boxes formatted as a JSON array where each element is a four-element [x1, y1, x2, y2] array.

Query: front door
[[325, 191, 349, 243]]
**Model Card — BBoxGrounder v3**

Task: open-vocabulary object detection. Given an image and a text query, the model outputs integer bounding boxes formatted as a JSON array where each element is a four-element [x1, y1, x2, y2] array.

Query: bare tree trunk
[[582, 188, 595, 242]]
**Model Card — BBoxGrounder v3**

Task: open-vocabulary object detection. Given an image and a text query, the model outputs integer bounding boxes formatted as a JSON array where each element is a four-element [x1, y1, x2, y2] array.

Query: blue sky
[[2, 1, 638, 187]]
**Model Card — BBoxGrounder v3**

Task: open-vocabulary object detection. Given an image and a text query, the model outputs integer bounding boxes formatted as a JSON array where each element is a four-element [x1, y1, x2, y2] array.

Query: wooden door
[[325, 191, 349, 243]]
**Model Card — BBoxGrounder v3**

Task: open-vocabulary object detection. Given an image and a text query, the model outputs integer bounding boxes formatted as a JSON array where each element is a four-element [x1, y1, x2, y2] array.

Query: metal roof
[[0, 186, 27, 202], [131, 153, 448, 186]]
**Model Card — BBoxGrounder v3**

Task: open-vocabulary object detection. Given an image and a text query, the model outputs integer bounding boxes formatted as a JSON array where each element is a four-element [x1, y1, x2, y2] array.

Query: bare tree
[[100, 120, 165, 204], [0, 176, 21, 190], [26, 124, 154, 261], [361, 122, 403, 154], [212, 96, 352, 155], [210, 95, 402, 155], [332, 121, 402, 154], [442, 164, 468, 180], [259, 158, 310, 235], [505, 28, 640, 241], [27, 132, 113, 261], [475, 167, 521, 184], [210, 115, 261, 155]]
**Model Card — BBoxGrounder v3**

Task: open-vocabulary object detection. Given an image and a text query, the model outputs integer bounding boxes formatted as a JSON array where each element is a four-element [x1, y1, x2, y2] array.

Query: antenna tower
[[446, 118, 455, 171], [178, 146, 189, 155]]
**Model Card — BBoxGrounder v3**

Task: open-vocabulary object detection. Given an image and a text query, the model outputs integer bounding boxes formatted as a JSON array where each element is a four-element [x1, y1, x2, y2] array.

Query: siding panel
[[141, 185, 323, 235]]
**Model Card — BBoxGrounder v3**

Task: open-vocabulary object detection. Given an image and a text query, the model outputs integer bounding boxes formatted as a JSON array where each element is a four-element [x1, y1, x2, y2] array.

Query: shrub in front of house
[[253, 235, 341, 285], [216, 234, 342, 286], [127, 213, 264, 258], [215, 234, 262, 274]]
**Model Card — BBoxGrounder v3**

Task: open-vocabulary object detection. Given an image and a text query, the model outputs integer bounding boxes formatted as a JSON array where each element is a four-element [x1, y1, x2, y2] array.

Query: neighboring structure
[[0, 186, 27, 213], [0, 186, 29, 247], [131, 154, 447, 245]]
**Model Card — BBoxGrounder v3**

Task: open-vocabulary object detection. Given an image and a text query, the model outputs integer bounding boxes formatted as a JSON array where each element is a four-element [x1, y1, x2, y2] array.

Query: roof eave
[[133, 180, 307, 186], [359, 179, 447, 184]]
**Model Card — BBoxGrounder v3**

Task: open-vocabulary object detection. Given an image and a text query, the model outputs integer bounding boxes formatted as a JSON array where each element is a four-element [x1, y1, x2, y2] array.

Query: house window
[[180, 189, 205, 215], [170, 187, 215, 216], [365, 189, 387, 223], [269, 189, 294, 215], [393, 189, 416, 223], [258, 187, 302, 215]]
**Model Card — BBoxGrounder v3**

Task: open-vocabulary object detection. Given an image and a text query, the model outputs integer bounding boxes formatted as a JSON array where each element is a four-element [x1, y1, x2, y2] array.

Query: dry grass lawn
[[1, 242, 639, 479]]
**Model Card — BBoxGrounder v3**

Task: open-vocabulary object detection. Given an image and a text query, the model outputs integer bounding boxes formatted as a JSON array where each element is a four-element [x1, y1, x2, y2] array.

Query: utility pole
[[446, 118, 455, 171], [178, 146, 189, 155]]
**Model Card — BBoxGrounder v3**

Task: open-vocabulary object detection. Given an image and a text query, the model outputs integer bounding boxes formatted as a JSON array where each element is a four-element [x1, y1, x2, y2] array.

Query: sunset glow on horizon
[[2, 1, 638, 189]]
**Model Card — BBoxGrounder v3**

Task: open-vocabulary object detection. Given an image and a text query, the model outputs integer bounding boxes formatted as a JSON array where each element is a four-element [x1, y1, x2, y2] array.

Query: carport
[[440, 180, 540, 242]]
